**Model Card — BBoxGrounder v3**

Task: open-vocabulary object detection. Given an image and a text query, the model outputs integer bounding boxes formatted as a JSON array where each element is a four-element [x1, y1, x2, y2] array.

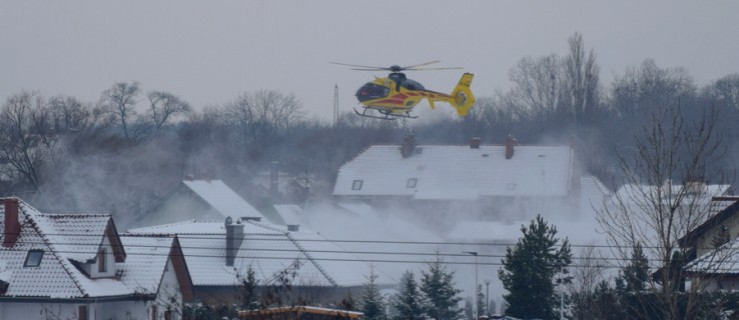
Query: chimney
[[401, 134, 416, 158], [685, 176, 705, 194], [270, 161, 280, 200], [3, 198, 20, 248], [224, 217, 244, 267], [469, 137, 481, 149], [505, 135, 517, 159]]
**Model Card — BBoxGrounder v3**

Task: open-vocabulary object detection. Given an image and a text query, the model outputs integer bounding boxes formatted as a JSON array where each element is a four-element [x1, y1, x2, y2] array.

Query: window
[[355, 83, 390, 102], [24, 250, 44, 267], [406, 178, 418, 188], [351, 180, 363, 190], [164, 310, 172, 320], [78, 305, 88, 320], [98, 248, 107, 273], [151, 305, 158, 320]]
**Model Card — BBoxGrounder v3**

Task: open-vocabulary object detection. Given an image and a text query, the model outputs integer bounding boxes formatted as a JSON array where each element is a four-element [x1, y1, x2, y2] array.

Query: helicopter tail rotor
[[449, 73, 476, 117]]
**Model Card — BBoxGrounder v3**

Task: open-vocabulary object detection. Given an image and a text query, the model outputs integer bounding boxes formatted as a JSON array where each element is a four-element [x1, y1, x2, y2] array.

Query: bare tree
[[147, 91, 192, 132], [611, 59, 695, 124], [561, 32, 600, 124], [0, 91, 56, 192], [507, 54, 562, 121], [99, 81, 141, 138], [597, 102, 732, 319]]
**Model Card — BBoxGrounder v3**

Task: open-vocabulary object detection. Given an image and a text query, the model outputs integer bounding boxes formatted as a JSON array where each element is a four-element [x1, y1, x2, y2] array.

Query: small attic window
[[24, 249, 44, 267], [352, 180, 363, 190], [482, 154, 489, 158], [407, 178, 418, 188]]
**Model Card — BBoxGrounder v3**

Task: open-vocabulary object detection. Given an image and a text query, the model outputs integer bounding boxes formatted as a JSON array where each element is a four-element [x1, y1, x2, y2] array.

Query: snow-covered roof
[[0, 199, 180, 299], [685, 237, 739, 276], [127, 218, 375, 287], [182, 179, 265, 220], [117, 235, 176, 294], [333, 144, 574, 200], [33, 213, 113, 263], [608, 183, 732, 229]]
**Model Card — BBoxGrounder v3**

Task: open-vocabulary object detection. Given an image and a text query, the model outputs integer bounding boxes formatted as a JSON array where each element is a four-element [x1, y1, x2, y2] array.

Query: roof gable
[[182, 180, 265, 220], [34, 213, 126, 263]]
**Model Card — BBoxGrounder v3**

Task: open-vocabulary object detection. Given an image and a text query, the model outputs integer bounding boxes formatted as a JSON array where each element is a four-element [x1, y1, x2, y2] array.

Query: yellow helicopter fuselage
[[355, 72, 475, 119]]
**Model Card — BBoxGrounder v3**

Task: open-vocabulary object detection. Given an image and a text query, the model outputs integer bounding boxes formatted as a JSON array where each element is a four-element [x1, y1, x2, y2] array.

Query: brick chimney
[[3, 198, 21, 248], [401, 134, 417, 158], [224, 217, 244, 267], [505, 135, 517, 159], [469, 137, 481, 149]]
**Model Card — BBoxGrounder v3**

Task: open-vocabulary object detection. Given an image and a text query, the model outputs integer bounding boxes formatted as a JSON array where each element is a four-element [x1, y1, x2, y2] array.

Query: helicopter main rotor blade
[[350, 68, 391, 71], [330, 62, 388, 70], [404, 67, 464, 71], [401, 60, 441, 69]]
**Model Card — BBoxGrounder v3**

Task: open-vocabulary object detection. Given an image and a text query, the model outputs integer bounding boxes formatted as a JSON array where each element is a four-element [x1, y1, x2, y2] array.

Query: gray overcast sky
[[2, 1, 738, 121]]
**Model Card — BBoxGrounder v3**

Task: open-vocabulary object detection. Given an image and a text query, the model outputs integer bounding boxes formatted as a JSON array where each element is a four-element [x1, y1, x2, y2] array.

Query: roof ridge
[[37, 212, 109, 217], [21, 204, 88, 297], [285, 233, 337, 287], [245, 220, 286, 233]]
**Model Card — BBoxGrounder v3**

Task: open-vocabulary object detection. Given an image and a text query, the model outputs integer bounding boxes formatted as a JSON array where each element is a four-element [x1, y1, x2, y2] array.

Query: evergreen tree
[[498, 214, 572, 320], [420, 255, 464, 320], [476, 284, 486, 317], [240, 266, 259, 309], [392, 271, 425, 320], [464, 298, 473, 320], [620, 242, 649, 293], [360, 267, 386, 320]]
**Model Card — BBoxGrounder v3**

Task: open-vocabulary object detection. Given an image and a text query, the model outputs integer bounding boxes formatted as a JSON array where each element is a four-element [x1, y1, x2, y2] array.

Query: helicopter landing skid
[[354, 107, 417, 120]]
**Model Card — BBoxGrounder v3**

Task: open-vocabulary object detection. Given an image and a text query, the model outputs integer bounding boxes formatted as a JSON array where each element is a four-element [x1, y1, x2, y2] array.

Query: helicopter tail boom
[[449, 73, 475, 117]]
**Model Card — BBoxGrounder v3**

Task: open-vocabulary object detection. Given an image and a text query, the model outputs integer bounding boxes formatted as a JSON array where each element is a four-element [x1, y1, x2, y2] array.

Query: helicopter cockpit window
[[400, 79, 425, 91], [356, 83, 389, 102]]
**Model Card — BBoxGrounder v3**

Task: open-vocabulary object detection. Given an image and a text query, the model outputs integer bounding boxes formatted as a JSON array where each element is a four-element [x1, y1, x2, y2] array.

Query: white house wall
[[153, 258, 184, 320], [0, 300, 147, 320], [95, 300, 148, 320]]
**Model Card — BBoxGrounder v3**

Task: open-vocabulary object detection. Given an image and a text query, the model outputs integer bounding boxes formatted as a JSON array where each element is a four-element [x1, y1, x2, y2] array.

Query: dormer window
[[352, 180, 363, 190], [406, 178, 418, 188], [24, 249, 44, 267], [98, 248, 107, 272]]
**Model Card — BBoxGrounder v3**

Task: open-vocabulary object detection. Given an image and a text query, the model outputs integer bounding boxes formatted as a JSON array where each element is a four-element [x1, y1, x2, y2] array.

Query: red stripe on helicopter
[[374, 99, 405, 105]]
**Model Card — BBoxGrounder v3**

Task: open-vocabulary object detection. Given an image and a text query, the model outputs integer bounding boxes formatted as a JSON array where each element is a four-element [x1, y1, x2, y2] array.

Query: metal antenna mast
[[333, 84, 339, 127]]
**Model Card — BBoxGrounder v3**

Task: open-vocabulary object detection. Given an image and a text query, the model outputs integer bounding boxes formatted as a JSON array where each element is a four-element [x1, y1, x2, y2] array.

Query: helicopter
[[332, 61, 475, 120]]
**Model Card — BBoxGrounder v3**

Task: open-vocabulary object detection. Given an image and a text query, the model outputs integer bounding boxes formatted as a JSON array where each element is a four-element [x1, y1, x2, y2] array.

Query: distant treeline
[[1, 33, 738, 228]]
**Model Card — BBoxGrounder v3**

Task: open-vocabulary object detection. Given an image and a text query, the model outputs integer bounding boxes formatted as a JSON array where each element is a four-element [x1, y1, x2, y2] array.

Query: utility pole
[[333, 84, 339, 127], [464, 252, 479, 319], [485, 279, 491, 317]]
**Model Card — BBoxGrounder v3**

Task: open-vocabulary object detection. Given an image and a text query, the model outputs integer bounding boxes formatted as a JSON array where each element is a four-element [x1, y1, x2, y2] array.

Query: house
[[679, 196, 739, 291], [679, 196, 739, 261], [333, 137, 610, 227], [238, 306, 362, 320], [685, 238, 738, 291], [147, 179, 268, 226], [127, 217, 387, 307], [0, 197, 194, 320]]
